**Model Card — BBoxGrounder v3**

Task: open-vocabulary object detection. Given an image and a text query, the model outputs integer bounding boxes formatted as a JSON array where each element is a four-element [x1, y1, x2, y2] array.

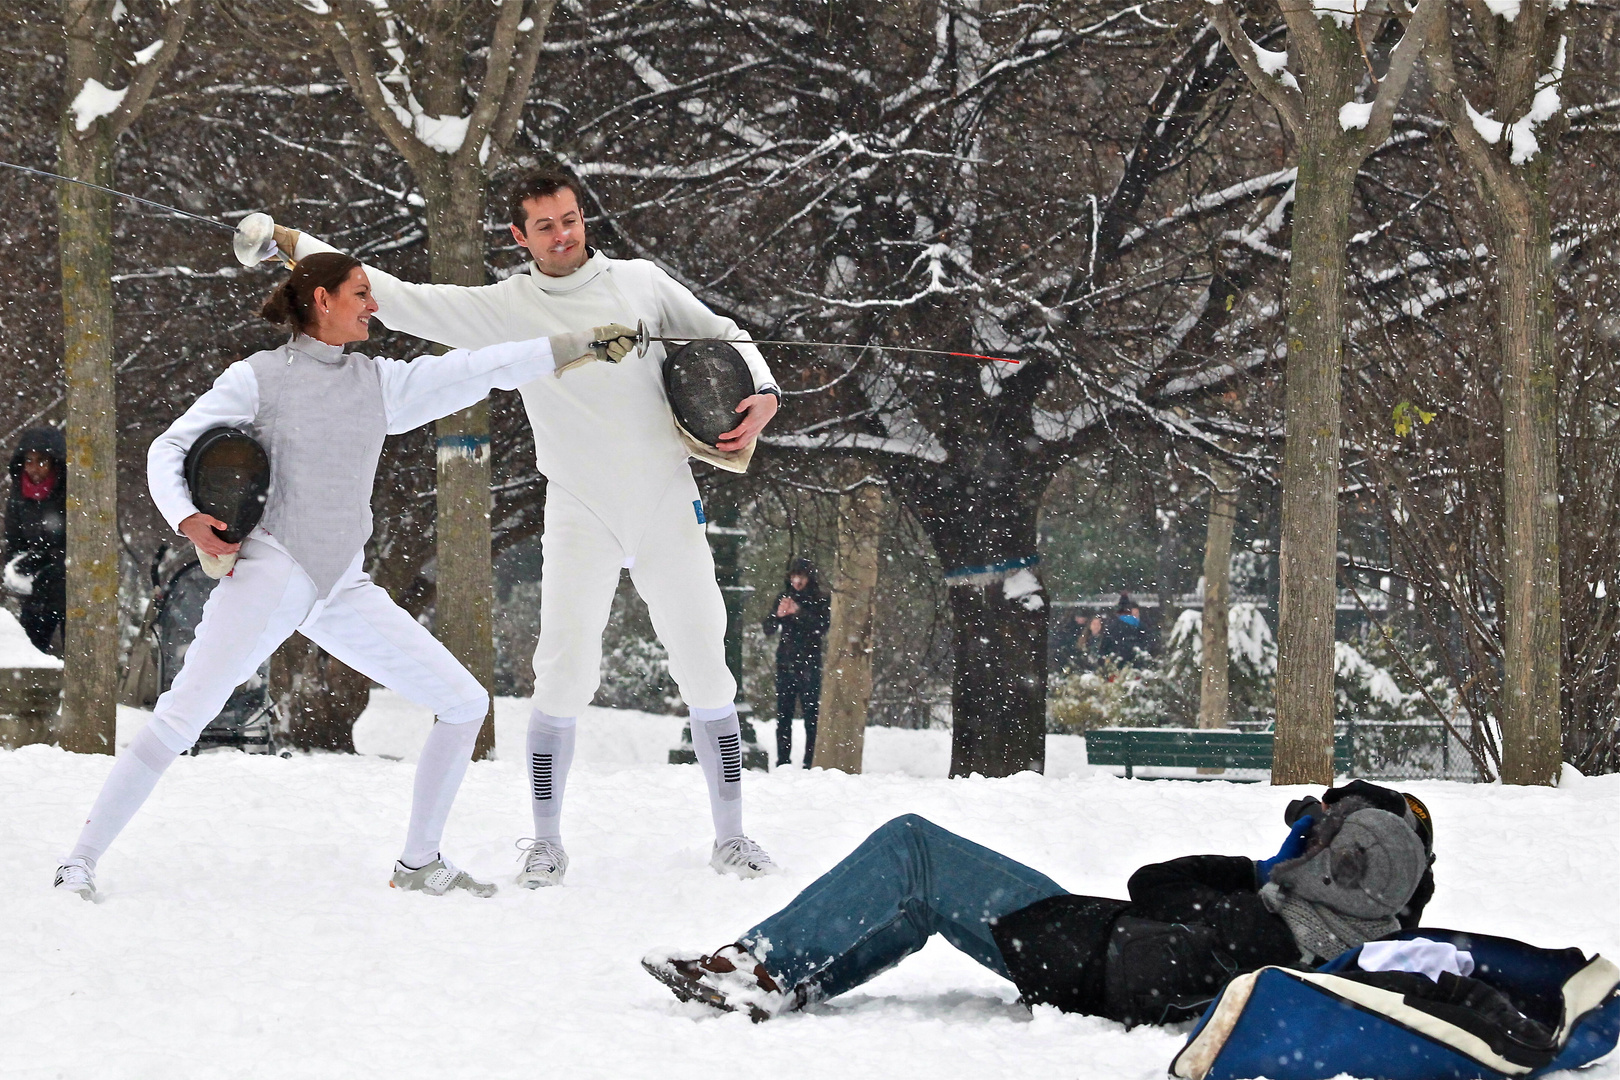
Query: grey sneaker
[[390, 857, 497, 897], [515, 837, 569, 888], [643, 944, 810, 1022], [53, 857, 96, 901], [710, 836, 779, 878]]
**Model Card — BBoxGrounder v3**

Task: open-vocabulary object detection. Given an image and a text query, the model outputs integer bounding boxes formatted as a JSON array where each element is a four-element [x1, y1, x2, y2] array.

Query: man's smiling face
[[511, 188, 590, 277]]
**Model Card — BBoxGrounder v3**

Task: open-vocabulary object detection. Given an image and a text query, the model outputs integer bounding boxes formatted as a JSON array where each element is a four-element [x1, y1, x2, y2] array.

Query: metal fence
[[1337, 718, 1483, 782]]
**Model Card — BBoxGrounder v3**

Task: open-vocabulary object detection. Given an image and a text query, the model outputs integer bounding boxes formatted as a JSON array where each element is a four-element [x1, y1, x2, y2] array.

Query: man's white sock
[[400, 718, 482, 868], [690, 705, 744, 841], [527, 710, 576, 843], [69, 723, 180, 865]]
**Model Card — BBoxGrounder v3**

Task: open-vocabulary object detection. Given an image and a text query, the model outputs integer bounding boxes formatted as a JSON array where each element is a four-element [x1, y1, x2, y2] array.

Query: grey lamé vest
[[246, 336, 387, 597]]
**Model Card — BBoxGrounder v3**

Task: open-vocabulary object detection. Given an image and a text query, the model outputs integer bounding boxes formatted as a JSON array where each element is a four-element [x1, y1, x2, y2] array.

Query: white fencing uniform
[[292, 235, 777, 848], [66, 333, 563, 871]]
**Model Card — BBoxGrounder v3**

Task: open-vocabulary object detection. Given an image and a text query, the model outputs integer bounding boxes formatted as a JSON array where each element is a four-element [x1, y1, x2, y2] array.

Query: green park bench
[[1084, 727, 1353, 780]]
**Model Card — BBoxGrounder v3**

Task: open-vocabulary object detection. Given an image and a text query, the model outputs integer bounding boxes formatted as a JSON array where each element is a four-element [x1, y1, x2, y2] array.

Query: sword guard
[[589, 319, 651, 363]]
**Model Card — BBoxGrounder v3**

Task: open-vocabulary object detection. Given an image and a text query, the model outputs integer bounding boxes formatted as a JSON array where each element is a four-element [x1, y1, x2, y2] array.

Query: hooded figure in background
[[4, 428, 67, 656], [763, 557, 829, 768]]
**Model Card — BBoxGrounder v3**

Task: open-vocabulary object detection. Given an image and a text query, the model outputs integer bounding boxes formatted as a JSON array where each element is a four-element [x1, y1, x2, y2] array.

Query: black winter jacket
[[992, 850, 1435, 1027], [3, 428, 67, 597], [762, 585, 830, 670]]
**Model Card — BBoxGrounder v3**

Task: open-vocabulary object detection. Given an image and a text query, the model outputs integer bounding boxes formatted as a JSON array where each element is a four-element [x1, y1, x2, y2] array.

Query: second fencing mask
[[183, 426, 270, 577], [662, 339, 757, 474]]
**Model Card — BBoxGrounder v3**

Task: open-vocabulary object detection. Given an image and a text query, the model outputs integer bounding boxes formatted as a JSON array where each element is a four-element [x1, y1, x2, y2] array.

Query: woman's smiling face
[[310, 267, 378, 345]]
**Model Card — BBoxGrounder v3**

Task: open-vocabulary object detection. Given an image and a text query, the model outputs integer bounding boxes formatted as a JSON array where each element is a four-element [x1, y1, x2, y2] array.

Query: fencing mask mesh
[[663, 339, 756, 448], [183, 426, 270, 544]]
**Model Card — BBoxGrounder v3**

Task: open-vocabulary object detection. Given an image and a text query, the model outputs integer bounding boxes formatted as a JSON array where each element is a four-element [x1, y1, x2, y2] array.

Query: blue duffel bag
[[1169, 929, 1620, 1080]]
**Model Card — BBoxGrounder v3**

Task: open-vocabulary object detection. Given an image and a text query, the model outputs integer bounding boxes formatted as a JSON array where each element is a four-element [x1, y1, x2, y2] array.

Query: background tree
[[55, 0, 197, 753], [293, 0, 555, 758], [1206, 0, 1444, 784], [812, 475, 884, 772], [1424, 0, 1567, 785]]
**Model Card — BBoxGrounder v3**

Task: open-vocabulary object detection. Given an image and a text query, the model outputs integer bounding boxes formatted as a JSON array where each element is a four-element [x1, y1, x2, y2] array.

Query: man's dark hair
[[508, 167, 586, 232], [1116, 592, 1134, 613]]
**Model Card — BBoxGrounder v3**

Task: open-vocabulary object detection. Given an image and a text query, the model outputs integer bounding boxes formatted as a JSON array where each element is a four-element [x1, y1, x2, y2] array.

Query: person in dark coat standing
[[3, 428, 67, 656], [762, 558, 830, 768], [1092, 592, 1152, 665], [643, 780, 1437, 1025]]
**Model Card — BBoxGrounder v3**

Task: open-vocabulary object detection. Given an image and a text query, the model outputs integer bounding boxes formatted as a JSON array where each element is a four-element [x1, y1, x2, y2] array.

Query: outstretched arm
[[377, 337, 559, 435], [288, 231, 511, 350]]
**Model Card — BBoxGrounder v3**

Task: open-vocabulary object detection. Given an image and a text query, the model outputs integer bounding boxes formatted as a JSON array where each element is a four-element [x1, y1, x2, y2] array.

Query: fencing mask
[[183, 426, 270, 578], [662, 339, 756, 474]]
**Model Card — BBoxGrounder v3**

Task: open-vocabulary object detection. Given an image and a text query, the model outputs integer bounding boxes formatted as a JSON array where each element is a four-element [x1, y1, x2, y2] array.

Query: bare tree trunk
[[54, 129, 119, 754], [424, 169, 496, 760], [1425, 6, 1565, 786], [1203, 1, 1446, 786], [51, 0, 194, 753], [1273, 156, 1358, 785], [1199, 458, 1238, 740], [813, 481, 884, 774], [1488, 167, 1563, 785]]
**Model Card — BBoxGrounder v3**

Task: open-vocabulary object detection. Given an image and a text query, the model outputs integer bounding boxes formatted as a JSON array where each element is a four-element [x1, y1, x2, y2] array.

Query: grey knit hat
[[1268, 807, 1427, 921]]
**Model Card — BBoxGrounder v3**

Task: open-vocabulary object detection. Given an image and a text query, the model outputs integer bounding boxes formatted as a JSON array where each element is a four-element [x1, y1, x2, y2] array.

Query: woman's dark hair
[[508, 166, 586, 232], [260, 251, 363, 331], [785, 557, 821, 595]]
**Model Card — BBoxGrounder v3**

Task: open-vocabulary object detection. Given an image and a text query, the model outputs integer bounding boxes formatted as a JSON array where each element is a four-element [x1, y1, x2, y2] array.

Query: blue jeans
[[740, 815, 1068, 1000]]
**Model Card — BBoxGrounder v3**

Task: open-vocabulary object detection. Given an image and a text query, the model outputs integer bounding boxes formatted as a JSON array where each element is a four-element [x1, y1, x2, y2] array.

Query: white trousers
[[531, 469, 734, 717], [150, 537, 489, 754]]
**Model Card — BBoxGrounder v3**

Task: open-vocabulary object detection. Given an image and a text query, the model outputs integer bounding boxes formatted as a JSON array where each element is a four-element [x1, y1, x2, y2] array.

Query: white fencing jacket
[[149, 333, 560, 596], [292, 235, 777, 549]]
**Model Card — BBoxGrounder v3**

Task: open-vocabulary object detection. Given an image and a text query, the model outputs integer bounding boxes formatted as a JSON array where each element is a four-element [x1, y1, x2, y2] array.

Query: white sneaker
[[710, 836, 779, 878], [515, 837, 569, 888], [390, 856, 497, 897], [54, 857, 96, 901]]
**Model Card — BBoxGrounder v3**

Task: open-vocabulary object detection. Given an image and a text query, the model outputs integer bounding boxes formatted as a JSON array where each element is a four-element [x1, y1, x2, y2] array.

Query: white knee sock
[[690, 706, 744, 842], [526, 710, 576, 843], [69, 723, 180, 865], [400, 719, 482, 868]]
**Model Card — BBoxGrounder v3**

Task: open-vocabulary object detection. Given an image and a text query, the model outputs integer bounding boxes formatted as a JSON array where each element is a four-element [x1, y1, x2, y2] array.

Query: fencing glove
[[549, 324, 638, 376]]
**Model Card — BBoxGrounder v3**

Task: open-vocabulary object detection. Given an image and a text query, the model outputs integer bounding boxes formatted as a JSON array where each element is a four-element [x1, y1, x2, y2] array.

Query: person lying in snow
[[643, 780, 1436, 1025]]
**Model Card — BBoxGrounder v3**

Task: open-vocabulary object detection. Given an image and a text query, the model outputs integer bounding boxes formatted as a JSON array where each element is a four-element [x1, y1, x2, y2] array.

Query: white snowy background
[[2, 690, 1616, 1080]]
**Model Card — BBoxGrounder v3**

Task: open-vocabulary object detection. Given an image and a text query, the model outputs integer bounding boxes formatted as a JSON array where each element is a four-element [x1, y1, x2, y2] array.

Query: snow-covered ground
[[3, 692, 1616, 1080]]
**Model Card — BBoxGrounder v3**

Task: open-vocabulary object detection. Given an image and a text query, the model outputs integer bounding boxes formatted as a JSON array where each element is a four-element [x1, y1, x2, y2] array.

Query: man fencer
[[53, 250, 635, 901], [269, 167, 782, 886]]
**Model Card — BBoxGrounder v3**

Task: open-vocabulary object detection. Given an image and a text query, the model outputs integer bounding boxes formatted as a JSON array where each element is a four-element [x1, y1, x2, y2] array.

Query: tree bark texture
[[425, 174, 496, 760], [1273, 154, 1358, 786], [813, 482, 884, 774], [1199, 459, 1239, 733], [1425, 5, 1565, 785], [53, 0, 194, 752], [1202, 2, 1447, 785], [54, 137, 119, 754], [1485, 154, 1563, 786]]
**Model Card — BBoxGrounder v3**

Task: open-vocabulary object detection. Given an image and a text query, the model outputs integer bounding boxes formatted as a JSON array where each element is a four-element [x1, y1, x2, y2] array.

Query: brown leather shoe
[[642, 944, 794, 1022]]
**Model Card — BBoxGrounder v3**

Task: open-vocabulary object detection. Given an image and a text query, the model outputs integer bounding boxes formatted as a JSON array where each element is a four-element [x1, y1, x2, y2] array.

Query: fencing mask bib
[[183, 426, 270, 577], [662, 339, 757, 474]]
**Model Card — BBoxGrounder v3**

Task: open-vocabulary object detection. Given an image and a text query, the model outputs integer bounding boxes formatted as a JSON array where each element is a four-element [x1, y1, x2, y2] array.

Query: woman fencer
[[54, 251, 633, 900]]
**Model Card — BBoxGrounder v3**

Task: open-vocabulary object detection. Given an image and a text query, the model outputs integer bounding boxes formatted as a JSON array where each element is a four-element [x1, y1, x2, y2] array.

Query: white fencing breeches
[[149, 538, 489, 753], [531, 470, 734, 717], [70, 538, 489, 867]]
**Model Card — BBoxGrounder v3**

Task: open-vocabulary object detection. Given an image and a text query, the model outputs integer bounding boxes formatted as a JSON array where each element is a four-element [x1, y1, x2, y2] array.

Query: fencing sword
[[4, 160, 1021, 360], [599, 319, 1023, 365], [0, 160, 288, 267]]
